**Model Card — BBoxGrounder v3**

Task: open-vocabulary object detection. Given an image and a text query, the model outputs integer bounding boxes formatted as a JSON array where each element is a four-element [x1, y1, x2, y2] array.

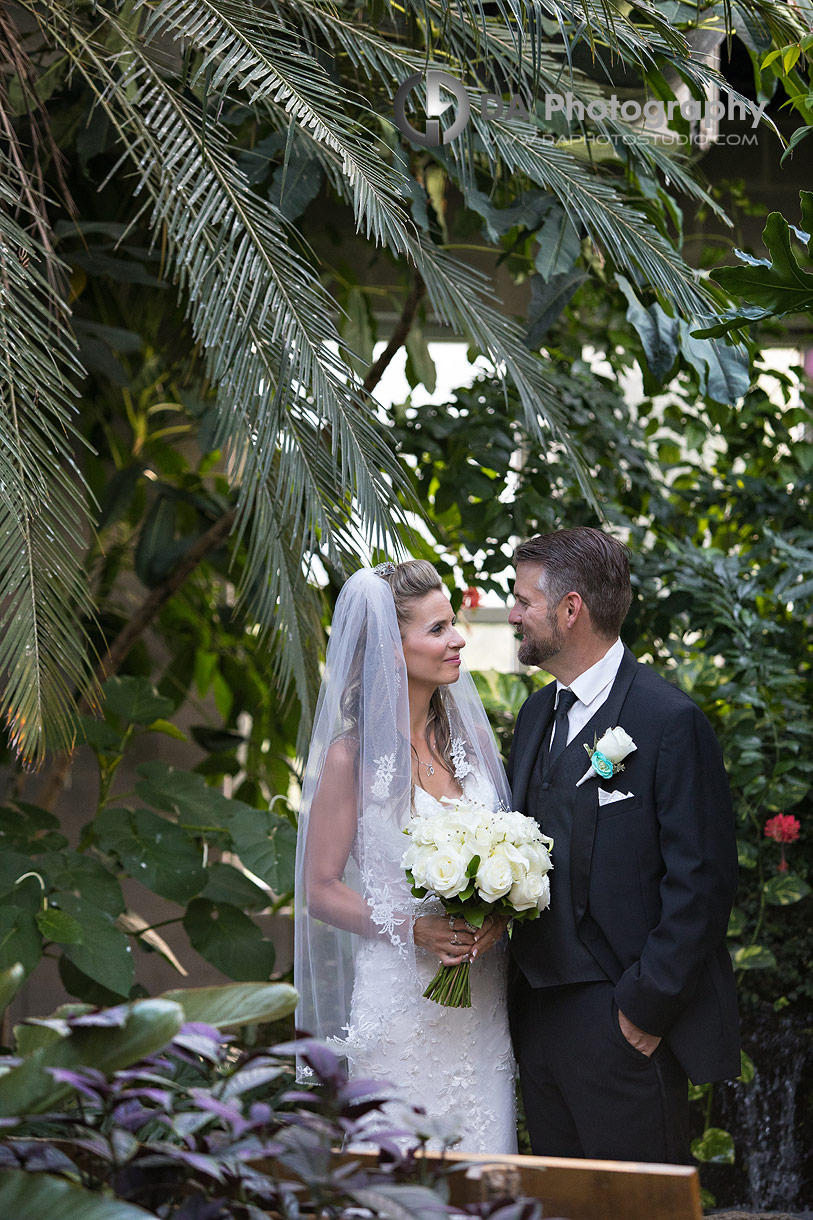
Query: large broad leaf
[[54, 895, 134, 997], [763, 873, 812, 906], [350, 1184, 452, 1220], [711, 198, 813, 317], [38, 851, 125, 917], [525, 270, 587, 347], [0, 962, 25, 1018], [161, 981, 298, 1028], [404, 322, 437, 394], [731, 943, 777, 971], [0, 1171, 154, 1219], [0, 907, 42, 977], [0, 998, 183, 1119], [269, 133, 323, 221], [183, 899, 276, 980], [135, 761, 235, 830], [0, 802, 65, 853], [94, 807, 207, 903], [616, 275, 679, 385], [101, 675, 174, 726], [0, 850, 41, 901], [35, 909, 83, 945], [340, 285, 376, 379], [200, 862, 270, 910], [690, 1126, 735, 1165], [677, 322, 750, 405], [224, 809, 297, 895], [534, 204, 582, 281]]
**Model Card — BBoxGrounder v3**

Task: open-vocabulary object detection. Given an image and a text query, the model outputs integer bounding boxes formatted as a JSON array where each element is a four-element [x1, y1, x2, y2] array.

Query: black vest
[[511, 733, 608, 987]]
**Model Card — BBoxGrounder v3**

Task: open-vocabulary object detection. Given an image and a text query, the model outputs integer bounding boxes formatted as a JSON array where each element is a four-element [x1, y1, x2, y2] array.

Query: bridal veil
[[293, 566, 511, 1057]]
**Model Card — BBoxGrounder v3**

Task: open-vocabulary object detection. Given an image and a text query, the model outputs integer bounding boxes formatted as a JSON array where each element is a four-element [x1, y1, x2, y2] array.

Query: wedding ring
[[448, 915, 456, 929], [452, 932, 460, 945]]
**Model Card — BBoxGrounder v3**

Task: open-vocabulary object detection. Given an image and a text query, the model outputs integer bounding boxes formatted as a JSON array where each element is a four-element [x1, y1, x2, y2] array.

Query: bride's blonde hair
[[379, 560, 456, 778]]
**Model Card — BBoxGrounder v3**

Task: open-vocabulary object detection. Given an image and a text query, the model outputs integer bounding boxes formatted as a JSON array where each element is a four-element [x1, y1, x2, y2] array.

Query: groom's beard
[[516, 612, 564, 668]]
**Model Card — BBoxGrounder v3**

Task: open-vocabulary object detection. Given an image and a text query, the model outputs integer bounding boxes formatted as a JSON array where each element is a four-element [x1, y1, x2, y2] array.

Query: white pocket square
[[598, 788, 635, 806]]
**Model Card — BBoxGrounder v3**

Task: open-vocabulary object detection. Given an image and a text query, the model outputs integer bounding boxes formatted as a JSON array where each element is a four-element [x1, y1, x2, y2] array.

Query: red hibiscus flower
[[764, 814, 801, 844], [764, 814, 801, 873]]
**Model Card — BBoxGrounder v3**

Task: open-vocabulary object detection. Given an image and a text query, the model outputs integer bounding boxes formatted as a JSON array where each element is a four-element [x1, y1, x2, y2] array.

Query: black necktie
[[545, 688, 578, 773]]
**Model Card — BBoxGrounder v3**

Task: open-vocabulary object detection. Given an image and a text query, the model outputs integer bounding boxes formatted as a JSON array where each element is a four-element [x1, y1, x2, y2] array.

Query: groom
[[506, 528, 740, 1164]]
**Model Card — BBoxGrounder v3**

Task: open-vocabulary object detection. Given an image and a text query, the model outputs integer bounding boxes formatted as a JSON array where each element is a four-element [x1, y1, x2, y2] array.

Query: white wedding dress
[[333, 768, 517, 1154]]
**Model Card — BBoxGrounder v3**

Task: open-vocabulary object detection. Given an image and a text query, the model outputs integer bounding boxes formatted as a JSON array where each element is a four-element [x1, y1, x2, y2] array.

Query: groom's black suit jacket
[[507, 644, 741, 1085]]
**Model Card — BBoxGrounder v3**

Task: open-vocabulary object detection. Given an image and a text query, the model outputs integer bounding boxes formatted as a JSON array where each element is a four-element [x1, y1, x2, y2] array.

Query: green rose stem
[[423, 961, 471, 1008]]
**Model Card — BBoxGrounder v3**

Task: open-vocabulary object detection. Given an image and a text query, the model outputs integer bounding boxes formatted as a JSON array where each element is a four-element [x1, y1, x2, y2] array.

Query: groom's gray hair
[[513, 527, 632, 638]]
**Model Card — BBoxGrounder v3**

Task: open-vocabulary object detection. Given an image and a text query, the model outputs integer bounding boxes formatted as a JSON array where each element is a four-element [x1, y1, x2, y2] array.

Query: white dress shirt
[[550, 636, 625, 748]]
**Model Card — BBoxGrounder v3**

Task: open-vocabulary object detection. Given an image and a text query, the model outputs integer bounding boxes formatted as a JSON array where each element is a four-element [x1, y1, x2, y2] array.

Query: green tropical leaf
[[38, 852, 125, 916], [763, 873, 812, 905], [102, 676, 174, 726], [35, 908, 84, 945], [404, 322, 437, 393], [0, 907, 42, 977], [94, 807, 207, 903], [711, 200, 813, 317], [183, 899, 276, 979], [691, 1126, 735, 1164], [161, 980, 298, 1027], [732, 943, 778, 970], [0, 962, 25, 1019], [200, 862, 271, 909], [225, 808, 297, 895], [526, 271, 588, 347], [135, 761, 235, 828], [54, 895, 135, 997], [0, 1171, 154, 1220], [534, 204, 582, 281], [616, 276, 680, 384], [0, 998, 184, 1119]]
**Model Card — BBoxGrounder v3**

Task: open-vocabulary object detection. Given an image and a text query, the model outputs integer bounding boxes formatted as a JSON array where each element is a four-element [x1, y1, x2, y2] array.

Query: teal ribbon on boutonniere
[[576, 726, 637, 787]]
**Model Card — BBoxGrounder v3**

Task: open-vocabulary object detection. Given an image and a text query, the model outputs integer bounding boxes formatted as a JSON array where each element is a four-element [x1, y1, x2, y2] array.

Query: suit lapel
[[512, 683, 556, 811]]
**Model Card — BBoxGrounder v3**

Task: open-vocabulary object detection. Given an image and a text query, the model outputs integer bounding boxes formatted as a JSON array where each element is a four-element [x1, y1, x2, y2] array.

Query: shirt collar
[[555, 637, 624, 709]]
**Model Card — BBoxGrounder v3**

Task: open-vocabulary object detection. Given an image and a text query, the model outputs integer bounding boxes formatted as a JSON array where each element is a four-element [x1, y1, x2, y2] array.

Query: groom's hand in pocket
[[617, 1008, 662, 1057]]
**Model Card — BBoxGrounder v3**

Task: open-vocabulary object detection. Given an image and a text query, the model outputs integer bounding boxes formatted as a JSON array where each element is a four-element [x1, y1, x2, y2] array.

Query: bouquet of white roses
[[401, 798, 553, 1007]]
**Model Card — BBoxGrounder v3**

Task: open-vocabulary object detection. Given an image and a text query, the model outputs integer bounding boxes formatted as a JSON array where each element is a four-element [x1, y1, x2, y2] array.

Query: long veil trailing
[[293, 567, 511, 1061]]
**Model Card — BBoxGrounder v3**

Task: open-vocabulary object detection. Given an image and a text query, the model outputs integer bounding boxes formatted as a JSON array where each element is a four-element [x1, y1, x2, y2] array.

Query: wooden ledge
[[341, 1148, 702, 1220]]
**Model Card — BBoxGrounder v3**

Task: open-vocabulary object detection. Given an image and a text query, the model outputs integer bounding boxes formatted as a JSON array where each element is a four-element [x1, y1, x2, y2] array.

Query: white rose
[[508, 871, 551, 912], [401, 843, 434, 887], [499, 840, 531, 880], [476, 848, 514, 903], [522, 840, 553, 874], [594, 726, 636, 764], [424, 848, 469, 898]]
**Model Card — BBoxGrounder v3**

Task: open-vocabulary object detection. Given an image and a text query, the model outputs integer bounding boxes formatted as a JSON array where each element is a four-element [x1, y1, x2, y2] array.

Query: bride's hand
[[413, 915, 476, 965], [468, 913, 510, 958]]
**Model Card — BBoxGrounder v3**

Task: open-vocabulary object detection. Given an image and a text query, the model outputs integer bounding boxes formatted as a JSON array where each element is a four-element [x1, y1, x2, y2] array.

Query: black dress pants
[[511, 977, 690, 1163]]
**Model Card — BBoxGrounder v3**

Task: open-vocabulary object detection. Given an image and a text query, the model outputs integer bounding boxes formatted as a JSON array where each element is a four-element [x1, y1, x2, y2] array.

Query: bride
[[294, 560, 517, 1153]]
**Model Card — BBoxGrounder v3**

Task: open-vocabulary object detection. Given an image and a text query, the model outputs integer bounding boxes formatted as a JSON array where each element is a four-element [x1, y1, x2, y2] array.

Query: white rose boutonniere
[[576, 726, 637, 787]]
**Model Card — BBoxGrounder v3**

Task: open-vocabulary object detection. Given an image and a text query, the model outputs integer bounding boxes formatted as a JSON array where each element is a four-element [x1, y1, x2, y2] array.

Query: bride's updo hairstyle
[[378, 559, 457, 778]]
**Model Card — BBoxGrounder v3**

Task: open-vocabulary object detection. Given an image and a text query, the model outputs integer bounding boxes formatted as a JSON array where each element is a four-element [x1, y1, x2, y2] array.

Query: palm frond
[[31, 0, 414, 721], [0, 154, 100, 768], [285, 0, 715, 314], [137, 0, 417, 255]]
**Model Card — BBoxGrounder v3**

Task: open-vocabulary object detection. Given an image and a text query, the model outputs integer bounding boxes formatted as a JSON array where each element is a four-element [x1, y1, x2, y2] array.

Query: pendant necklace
[[412, 741, 436, 776]]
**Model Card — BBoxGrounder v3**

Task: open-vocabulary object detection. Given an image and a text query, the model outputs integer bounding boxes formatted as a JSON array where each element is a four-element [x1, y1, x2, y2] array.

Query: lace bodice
[[334, 761, 517, 1155]]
